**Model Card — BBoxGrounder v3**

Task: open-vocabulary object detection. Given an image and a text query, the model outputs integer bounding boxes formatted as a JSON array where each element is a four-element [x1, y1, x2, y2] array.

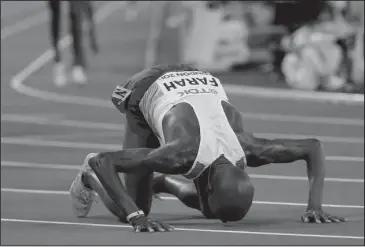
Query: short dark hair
[[208, 155, 254, 222]]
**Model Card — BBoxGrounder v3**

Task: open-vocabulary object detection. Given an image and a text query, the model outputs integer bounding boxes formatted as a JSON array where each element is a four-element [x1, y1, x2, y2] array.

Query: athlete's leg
[[69, 1, 85, 68], [82, 0, 98, 53], [48, 0, 67, 86], [48, 0, 61, 63], [153, 175, 200, 210], [69, 1, 87, 84]]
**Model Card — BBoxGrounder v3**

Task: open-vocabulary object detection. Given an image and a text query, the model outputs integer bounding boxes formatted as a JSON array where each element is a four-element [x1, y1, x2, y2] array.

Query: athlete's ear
[[111, 85, 132, 114]]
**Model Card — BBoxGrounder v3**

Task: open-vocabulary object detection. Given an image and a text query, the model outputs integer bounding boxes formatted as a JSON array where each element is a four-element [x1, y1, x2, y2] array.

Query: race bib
[[111, 85, 132, 113], [155, 71, 227, 99]]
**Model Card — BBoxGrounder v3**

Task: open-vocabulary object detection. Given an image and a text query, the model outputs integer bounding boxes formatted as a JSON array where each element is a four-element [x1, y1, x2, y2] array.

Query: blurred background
[[173, 0, 364, 93], [2, 0, 363, 94]]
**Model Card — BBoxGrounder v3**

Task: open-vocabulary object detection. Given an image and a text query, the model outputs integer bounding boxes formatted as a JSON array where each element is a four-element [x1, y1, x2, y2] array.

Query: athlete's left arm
[[236, 131, 346, 224]]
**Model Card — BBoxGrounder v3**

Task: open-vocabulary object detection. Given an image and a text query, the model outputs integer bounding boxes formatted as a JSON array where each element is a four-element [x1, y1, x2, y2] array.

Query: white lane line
[[1, 138, 363, 162], [249, 174, 364, 183], [223, 82, 365, 105], [2, 218, 363, 240], [1, 114, 125, 131], [2, 113, 363, 132], [1, 161, 80, 171], [14, 131, 121, 142], [1, 11, 47, 41], [10, 1, 126, 107], [2, 188, 70, 195], [255, 133, 364, 144], [2, 161, 363, 183], [2, 188, 363, 209], [239, 112, 364, 127], [1, 137, 123, 150], [2, 114, 363, 144], [326, 156, 364, 162]]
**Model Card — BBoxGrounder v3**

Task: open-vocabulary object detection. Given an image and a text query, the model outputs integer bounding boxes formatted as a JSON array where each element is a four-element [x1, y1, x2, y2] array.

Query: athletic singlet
[[139, 71, 246, 180]]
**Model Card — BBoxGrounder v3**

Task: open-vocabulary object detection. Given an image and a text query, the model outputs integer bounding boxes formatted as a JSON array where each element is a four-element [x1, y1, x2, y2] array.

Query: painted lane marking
[[1, 138, 363, 162], [2, 161, 363, 183], [1, 188, 364, 209]]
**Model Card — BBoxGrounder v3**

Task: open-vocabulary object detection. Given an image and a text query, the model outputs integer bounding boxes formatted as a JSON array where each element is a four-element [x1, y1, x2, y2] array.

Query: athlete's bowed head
[[206, 155, 254, 223]]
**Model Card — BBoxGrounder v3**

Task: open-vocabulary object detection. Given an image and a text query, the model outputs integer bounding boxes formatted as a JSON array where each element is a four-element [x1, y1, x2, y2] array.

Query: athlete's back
[[139, 70, 246, 179]]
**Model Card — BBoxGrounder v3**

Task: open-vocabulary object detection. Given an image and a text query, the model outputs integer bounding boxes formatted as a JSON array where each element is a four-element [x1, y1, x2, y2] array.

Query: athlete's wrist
[[127, 210, 145, 223]]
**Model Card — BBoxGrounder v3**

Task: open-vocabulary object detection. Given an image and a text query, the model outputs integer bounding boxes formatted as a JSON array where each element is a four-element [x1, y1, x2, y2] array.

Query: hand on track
[[301, 209, 346, 224], [130, 215, 174, 233]]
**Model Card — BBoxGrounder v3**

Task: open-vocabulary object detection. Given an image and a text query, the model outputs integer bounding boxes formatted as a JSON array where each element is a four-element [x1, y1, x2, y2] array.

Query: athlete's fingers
[[338, 216, 347, 222], [328, 215, 346, 223], [319, 213, 331, 223], [301, 215, 309, 223], [330, 217, 340, 223], [313, 213, 322, 224], [159, 221, 174, 232], [305, 211, 321, 223], [306, 213, 318, 223], [134, 225, 141, 232], [147, 224, 155, 233], [151, 221, 165, 232]]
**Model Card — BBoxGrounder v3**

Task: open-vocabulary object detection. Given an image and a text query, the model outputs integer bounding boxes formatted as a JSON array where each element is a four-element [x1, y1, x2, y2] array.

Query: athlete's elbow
[[304, 138, 324, 161], [308, 138, 322, 147], [307, 138, 323, 153]]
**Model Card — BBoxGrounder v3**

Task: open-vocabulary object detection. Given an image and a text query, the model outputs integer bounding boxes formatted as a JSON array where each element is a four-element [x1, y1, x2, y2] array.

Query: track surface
[[1, 1, 364, 245]]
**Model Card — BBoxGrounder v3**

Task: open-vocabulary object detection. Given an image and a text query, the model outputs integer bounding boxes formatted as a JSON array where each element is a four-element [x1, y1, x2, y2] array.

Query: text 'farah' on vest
[[163, 77, 219, 92]]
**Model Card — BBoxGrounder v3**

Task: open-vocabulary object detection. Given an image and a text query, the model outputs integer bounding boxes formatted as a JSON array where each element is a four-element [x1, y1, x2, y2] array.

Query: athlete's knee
[[89, 152, 112, 171]]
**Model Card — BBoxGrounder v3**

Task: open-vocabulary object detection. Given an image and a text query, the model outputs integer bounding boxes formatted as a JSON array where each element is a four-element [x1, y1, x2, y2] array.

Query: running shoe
[[69, 153, 97, 217], [71, 65, 87, 85]]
